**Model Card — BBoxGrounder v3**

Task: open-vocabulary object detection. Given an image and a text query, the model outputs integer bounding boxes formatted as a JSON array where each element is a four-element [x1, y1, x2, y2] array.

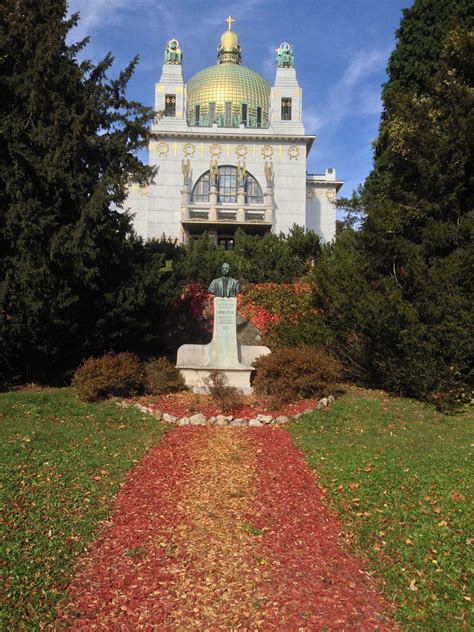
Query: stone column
[[264, 187, 273, 207], [181, 185, 189, 206], [237, 186, 245, 207], [237, 186, 246, 223], [209, 206, 217, 222], [209, 184, 218, 222], [264, 188, 273, 225], [209, 185, 218, 207], [181, 186, 190, 220]]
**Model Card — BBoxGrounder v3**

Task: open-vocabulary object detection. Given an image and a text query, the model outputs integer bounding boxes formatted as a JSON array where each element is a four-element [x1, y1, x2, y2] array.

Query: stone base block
[[178, 366, 255, 394], [176, 343, 270, 394]]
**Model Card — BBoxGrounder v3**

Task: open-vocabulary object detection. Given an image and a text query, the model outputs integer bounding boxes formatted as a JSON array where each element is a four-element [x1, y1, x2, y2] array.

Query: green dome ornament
[[276, 42, 294, 68], [164, 39, 182, 64]]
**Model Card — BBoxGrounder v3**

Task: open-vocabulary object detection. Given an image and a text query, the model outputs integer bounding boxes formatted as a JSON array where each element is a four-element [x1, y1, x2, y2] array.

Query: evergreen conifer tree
[[315, 0, 473, 406], [0, 1, 174, 382]]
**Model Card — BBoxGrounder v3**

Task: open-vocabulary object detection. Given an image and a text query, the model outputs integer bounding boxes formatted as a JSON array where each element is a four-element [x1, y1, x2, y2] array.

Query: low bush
[[144, 357, 186, 395], [72, 352, 144, 402], [203, 369, 244, 414], [253, 347, 341, 405]]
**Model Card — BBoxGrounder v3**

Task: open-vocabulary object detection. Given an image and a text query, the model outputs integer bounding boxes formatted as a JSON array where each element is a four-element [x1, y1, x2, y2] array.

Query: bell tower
[[270, 42, 304, 134]]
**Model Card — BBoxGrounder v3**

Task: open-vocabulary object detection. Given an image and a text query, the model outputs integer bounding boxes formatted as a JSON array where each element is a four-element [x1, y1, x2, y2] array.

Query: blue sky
[[68, 0, 412, 198]]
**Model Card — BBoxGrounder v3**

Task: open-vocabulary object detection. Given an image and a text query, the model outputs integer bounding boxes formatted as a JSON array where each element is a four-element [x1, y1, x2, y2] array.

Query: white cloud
[[303, 107, 323, 134], [315, 48, 389, 130], [68, 0, 269, 40], [263, 44, 277, 76], [68, 0, 132, 40]]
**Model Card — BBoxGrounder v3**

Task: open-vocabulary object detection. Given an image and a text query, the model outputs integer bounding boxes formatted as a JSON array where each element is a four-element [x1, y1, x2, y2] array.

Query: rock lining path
[[57, 427, 397, 630]]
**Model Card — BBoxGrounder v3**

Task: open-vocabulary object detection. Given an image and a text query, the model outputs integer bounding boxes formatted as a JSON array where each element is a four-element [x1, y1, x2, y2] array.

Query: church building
[[127, 17, 342, 248]]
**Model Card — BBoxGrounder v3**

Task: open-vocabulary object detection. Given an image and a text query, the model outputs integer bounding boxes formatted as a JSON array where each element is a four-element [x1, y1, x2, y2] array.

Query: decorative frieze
[[288, 145, 300, 160], [235, 144, 248, 158], [209, 143, 222, 157], [182, 142, 196, 157], [157, 141, 170, 156]]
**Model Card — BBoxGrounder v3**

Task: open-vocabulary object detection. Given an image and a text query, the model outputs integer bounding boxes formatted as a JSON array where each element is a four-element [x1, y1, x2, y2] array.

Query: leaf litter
[[57, 426, 397, 630]]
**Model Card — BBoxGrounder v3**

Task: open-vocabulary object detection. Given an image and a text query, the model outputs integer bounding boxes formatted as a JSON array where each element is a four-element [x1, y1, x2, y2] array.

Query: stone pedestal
[[176, 297, 270, 393], [210, 298, 239, 366]]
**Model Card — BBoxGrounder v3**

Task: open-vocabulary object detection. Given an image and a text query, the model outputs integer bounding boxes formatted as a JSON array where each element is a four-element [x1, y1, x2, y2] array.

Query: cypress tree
[[0, 1, 171, 382], [315, 0, 473, 406]]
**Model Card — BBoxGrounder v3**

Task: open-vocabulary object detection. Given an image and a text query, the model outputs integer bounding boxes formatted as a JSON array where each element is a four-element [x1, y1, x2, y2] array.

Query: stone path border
[[122, 394, 336, 426]]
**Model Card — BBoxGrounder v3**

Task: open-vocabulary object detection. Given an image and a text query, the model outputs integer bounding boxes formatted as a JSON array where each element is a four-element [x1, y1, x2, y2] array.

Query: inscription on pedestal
[[209, 297, 240, 366]]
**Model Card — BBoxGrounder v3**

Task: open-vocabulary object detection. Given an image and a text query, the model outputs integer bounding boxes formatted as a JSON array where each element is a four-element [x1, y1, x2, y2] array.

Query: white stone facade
[[126, 29, 342, 245]]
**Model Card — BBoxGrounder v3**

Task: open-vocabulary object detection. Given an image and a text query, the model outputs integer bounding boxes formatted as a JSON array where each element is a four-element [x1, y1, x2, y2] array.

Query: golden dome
[[186, 20, 270, 128]]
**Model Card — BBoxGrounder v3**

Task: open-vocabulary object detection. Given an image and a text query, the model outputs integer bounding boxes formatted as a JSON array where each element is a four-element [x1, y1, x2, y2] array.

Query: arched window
[[192, 172, 210, 202], [191, 166, 263, 204]]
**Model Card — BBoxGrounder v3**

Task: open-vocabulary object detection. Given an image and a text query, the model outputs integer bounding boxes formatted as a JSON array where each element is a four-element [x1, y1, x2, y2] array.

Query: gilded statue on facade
[[181, 158, 190, 185], [209, 159, 219, 186], [264, 161, 273, 188], [164, 39, 182, 64], [237, 160, 246, 188], [276, 42, 294, 68]]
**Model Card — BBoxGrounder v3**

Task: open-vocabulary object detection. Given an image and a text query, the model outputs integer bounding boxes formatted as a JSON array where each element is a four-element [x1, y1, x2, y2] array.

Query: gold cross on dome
[[225, 15, 235, 31]]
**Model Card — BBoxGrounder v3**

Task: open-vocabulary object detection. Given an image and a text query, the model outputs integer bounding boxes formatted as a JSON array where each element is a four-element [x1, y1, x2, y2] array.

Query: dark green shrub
[[144, 357, 186, 395], [72, 353, 144, 402], [253, 347, 341, 404], [203, 369, 244, 414]]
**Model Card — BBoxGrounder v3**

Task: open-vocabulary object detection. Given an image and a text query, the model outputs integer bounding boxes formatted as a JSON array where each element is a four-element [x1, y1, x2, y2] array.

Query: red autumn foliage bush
[[182, 282, 315, 337], [253, 347, 341, 405], [72, 352, 144, 402], [239, 283, 314, 335]]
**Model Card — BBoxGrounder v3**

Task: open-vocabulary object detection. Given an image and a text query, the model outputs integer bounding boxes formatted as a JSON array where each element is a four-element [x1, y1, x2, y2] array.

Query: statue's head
[[221, 262, 230, 276], [168, 39, 178, 50]]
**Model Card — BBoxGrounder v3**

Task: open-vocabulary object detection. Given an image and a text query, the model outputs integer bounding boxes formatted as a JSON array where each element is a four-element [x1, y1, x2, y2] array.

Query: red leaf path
[[58, 427, 397, 630]]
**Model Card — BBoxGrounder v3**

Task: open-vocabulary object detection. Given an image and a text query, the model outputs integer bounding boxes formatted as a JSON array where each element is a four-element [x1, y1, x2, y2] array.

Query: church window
[[218, 166, 237, 202], [208, 102, 216, 125], [257, 106, 262, 127], [224, 102, 232, 126], [192, 172, 210, 202], [246, 175, 264, 203], [192, 167, 263, 205], [194, 104, 200, 126], [241, 103, 248, 126], [281, 98, 292, 120], [165, 94, 176, 117]]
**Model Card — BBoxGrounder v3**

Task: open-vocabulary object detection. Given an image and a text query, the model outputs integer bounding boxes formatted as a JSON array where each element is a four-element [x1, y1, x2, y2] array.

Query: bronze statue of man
[[208, 263, 240, 298]]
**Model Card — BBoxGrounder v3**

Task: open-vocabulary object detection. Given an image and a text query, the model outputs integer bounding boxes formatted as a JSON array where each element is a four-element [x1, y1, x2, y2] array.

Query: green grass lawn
[[290, 387, 473, 631], [0, 388, 166, 630]]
